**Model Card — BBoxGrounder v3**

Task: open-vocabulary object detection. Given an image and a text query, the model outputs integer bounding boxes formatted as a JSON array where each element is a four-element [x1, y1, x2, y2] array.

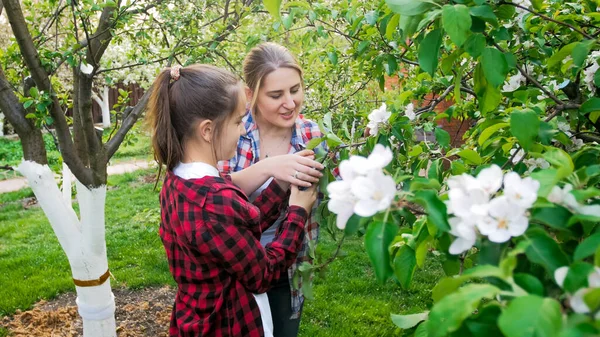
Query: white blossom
[[555, 266, 600, 314], [503, 172, 540, 209], [502, 73, 526, 92], [509, 148, 525, 163], [523, 158, 550, 173], [448, 217, 477, 255], [327, 146, 396, 229], [548, 184, 600, 218], [477, 196, 529, 243], [405, 103, 416, 121], [585, 62, 599, 93], [351, 170, 396, 217], [557, 120, 572, 137], [349, 144, 393, 175], [567, 138, 584, 151], [366, 103, 391, 136]]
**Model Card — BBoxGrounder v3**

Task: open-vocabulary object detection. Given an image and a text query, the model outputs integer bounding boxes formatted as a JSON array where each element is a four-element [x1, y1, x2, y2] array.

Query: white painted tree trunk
[[18, 161, 116, 337], [62, 162, 73, 207], [92, 87, 111, 129]]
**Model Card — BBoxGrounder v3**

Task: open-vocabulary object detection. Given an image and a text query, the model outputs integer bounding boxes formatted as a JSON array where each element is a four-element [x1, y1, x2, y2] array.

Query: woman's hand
[[264, 150, 324, 188], [289, 182, 318, 213]]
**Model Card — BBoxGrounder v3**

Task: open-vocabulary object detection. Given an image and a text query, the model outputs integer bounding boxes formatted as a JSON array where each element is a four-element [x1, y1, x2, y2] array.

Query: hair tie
[[170, 65, 182, 81]]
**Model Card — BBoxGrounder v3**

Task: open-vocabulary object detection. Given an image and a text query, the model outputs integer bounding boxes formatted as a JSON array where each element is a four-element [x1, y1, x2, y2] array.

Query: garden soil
[[1, 286, 176, 336]]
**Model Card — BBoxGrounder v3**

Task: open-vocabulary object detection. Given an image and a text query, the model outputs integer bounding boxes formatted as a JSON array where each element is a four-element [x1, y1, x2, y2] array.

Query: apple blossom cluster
[[327, 145, 396, 229], [555, 266, 600, 318], [548, 184, 600, 217], [366, 103, 391, 136], [366, 103, 415, 137], [446, 165, 540, 255]]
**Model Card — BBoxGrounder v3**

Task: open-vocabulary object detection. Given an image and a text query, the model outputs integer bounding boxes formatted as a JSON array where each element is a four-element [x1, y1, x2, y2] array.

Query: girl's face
[[217, 91, 246, 161], [254, 67, 304, 130]]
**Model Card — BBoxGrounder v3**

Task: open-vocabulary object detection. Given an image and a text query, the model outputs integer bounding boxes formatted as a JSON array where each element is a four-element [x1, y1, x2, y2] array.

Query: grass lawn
[[0, 128, 152, 181], [0, 168, 443, 336]]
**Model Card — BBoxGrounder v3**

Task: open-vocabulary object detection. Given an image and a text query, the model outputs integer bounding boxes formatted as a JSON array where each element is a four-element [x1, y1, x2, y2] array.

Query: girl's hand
[[289, 183, 318, 212], [266, 150, 324, 188]]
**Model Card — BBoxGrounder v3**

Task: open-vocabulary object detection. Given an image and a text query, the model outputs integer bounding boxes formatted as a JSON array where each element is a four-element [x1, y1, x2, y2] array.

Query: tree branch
[[105, 89, 150, 159], [0, 66, 48, 164], [501, 2, 594, 40], [416, 85, 455, 114], [3, 0, 92, 184]]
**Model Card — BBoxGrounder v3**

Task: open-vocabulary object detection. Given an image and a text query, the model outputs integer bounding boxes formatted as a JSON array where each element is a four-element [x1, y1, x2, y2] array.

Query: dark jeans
[[268, 274, 302, 337]]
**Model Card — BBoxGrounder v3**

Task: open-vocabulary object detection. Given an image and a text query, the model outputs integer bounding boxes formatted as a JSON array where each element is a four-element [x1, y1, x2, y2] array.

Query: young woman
[[147, 64, 322, 337], [219, 43, 333, 336]]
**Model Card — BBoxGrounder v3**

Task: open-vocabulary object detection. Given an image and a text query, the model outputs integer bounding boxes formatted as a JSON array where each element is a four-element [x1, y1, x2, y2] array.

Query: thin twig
[[501, 1, 593, 39]]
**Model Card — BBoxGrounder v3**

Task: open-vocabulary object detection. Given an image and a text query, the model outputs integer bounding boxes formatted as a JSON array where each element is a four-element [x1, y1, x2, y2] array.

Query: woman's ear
[[245, 86, 253, 103], [195, 119, 213, 143]]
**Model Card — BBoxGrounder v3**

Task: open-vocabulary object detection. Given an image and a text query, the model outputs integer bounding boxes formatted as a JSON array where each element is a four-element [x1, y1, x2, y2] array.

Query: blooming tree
[[265, 0, 600, 335]]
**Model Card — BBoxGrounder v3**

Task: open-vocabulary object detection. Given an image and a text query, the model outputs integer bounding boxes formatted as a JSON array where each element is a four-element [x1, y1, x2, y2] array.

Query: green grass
[[0, 169, 443, 335], [0, 129, 152, 180]]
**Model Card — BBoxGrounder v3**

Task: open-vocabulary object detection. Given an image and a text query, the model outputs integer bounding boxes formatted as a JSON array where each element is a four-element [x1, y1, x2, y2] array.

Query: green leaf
[[530, 206, 572, 230], [394, 245, 417, 289], [572, 40, 595, 69], [434, 127, 450, 148], [464, 33, 486, 58], [442, 258, 461, 276], [543, 148, 574, 180], [386, 0, 433, 16], [326, 133, 343, 148], [574, 232, 600, 260], [29, 87, 39, 98], [386, 14, 400, 40], [514, 273, 545, 296], [474, 62, 502, 113], [23, 100, 34, 109], [414, 190, 450, 232], [481, 47, 508, 87], [386, 54, 398, 75], [263, 0, 282, 20], [357, 40, 370, 56], [510, 109, 539, 151], [478, 122, 509, 146], [442, 4, 472, 47], [495, 4, 515, 20], [327, 51, 338, 65], [457, 149, 482, 165], [305, 137, 324, 150], [531, 169, 560, 197], [525, 228, 570, 272], [391, 312, 429, 329], [365, 222, 399, 283], [25, 113, 36, 119], [498, 296, 562, 337], [469, 5, 498, 26], [564, 262, 595, 293], [580, 97, 600, 114], [428, 284, 501, 337], [583, 288, 600, 311], [432, 276, 466, 303], [418, 29, 443, 77], [344, 214, 362, 236], [548, 42, 578, 69]]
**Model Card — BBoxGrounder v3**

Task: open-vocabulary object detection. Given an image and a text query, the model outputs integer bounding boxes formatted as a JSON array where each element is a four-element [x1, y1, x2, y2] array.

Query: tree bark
[[2, 0, 92, 185], [0, 67, 48, 164]]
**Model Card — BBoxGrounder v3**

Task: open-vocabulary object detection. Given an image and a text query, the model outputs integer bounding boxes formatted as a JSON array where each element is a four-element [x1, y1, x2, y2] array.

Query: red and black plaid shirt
[[159, 172, 308, 337]]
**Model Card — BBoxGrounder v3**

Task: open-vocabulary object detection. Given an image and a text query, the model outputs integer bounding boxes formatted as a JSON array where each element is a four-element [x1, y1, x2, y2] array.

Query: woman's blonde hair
[[242, 42, 303, 114]]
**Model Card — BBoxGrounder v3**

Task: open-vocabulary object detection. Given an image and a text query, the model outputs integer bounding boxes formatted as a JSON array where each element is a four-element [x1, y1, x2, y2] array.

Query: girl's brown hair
[[146, 64, 242, 171], [243, 42, 303, 114]]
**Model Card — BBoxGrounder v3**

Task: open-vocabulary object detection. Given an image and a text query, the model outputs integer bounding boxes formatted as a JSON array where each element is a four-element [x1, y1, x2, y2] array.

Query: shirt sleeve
[[193, 186, 308, 294], [251, 179, 290, 232]]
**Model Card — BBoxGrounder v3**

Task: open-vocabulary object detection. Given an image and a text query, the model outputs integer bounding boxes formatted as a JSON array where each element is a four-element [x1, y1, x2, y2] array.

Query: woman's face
[[254, 67, 304, 130]]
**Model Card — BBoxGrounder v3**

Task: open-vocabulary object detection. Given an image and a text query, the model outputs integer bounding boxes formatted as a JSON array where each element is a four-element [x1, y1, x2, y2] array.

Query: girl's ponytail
[[147, 68, 183, 171]]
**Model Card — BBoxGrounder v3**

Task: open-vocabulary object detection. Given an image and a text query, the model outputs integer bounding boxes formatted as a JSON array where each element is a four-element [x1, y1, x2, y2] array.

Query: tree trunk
[[18, 161, 116, 337]]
